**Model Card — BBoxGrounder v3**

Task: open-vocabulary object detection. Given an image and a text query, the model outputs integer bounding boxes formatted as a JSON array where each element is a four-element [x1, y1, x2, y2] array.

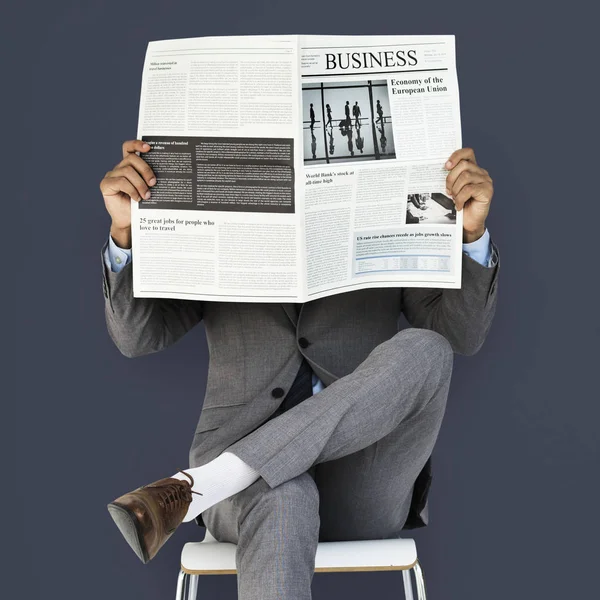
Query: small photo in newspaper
[[405, 192, 457, 225], [302, 79, 396, 165]]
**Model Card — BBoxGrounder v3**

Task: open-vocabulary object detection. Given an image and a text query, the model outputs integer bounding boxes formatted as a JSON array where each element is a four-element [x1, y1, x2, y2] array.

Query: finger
[[111, 165, 151, 199], [450, 171, 489, 198], [445, 147, 477, 170], [453, 182, 492, 211], [118, 152, 157, 187], [100, 175, 143, 202], [122, 139, 151, 159], [453, 184, 476, 211], [445, 161, 487, 194]]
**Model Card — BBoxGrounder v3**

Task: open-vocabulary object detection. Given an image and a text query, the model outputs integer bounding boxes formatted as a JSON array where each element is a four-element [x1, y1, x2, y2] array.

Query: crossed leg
[[201, 328, 452, 599]]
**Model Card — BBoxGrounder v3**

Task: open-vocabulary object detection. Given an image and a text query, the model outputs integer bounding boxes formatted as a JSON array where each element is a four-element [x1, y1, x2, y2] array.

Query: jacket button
[[271, 387, 285, 399], [298, 337, 310, 348]]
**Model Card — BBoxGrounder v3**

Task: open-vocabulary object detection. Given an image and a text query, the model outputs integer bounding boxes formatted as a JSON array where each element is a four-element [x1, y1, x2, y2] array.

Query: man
[[376, 99, 384, 123], [344, 100, 351, 126], [100, 141, 498, 600], [325, 103, 332, 127], [309, 103, 316, 130], [352, 101, 361, 128]]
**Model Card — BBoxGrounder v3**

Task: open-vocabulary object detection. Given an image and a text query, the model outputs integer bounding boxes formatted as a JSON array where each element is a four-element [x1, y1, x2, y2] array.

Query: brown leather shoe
[[107, 470, 202, 564]]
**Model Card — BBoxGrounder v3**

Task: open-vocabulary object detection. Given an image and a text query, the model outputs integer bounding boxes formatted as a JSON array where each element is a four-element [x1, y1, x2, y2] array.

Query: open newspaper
[[131, 34, 463, 302]]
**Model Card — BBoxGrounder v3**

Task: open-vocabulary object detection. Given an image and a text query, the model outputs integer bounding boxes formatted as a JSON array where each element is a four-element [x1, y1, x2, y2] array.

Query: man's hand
[[99, 140, 156, 248], [444, 147, 494, 243]]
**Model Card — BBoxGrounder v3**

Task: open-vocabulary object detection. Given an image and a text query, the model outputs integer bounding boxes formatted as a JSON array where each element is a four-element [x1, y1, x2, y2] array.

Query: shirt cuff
[[104, 234, 132, 273], [462, 228, 492, 267]]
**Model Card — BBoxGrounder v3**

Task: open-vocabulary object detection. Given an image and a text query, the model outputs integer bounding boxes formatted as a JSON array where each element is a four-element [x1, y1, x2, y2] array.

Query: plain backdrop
[[10, 1, 599, 599]]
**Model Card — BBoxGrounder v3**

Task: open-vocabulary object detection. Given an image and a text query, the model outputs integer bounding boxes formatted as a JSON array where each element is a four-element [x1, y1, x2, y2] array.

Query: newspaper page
[[299, 34, 463, 300], [131, 34, 463, 301], [131, 35, 306, 302]]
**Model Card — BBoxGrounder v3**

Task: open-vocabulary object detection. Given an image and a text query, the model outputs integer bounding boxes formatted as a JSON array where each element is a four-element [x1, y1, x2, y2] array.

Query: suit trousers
[[200, 327, 454, 600]]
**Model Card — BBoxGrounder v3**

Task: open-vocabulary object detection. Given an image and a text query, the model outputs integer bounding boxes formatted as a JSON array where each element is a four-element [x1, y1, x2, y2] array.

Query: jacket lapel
[[281, 303, 298, 327]]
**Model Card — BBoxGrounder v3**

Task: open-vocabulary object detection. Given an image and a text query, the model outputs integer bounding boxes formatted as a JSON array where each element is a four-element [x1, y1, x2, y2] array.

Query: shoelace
[[150, 469, 203, 513]]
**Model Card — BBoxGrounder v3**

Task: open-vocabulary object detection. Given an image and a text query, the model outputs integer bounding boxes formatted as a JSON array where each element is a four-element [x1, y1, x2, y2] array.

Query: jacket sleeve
[[101, 238, 204, 358], [401, 240, 500, 356]]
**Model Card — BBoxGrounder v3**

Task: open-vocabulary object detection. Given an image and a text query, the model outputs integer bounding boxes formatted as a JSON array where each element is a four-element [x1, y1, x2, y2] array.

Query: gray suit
[[102, 239, 499, 598]]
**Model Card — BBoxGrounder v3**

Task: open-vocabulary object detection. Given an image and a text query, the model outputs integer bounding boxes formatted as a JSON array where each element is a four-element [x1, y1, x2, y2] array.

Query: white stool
[[176, 529, 427, 599]]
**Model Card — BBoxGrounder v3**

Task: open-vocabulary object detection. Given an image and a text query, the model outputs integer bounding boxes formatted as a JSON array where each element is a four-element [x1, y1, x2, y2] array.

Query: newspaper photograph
[[130, 34, 463, 302]]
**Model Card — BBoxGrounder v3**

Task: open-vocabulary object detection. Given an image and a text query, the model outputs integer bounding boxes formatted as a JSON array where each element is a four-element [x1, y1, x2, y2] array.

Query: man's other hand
[[99, 140, 157, 248], [444, 147, 494, 243]]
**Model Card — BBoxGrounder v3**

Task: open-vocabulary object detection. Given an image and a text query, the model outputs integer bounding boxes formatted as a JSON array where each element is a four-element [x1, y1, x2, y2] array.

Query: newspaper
[[131, 34, 463, 302]]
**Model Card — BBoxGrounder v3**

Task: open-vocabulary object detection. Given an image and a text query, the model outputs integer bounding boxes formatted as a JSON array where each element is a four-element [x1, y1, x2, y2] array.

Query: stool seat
[[177, 530, 427, 599], [181, 530, 418, 575]]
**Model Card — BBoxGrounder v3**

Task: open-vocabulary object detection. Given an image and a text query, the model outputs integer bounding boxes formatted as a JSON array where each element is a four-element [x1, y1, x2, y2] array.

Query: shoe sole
[[107, 502, 150, 564]]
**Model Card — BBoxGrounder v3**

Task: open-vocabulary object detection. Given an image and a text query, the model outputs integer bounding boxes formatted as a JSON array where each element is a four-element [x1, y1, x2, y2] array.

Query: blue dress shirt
[[104, 229, 494, 394]]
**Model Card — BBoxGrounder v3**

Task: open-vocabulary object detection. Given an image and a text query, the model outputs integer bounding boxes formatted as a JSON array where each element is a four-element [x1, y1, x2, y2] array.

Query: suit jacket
[[101, 240, 499, 529]]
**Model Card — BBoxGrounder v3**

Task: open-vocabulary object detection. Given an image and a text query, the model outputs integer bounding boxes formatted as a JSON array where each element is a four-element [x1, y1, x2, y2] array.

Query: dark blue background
[[12, 1, 598, 598]]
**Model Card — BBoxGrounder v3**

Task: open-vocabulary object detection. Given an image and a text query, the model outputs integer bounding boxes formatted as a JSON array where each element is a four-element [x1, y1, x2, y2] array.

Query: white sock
[[171, 452, 260, 523]]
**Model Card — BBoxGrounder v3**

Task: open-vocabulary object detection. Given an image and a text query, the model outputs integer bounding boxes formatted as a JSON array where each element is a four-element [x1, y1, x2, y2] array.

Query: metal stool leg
[[175, 570, 187, 600], [187, 574, 199, 600], [413, 560, 427, 600], [402, 568, 415, 600]]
